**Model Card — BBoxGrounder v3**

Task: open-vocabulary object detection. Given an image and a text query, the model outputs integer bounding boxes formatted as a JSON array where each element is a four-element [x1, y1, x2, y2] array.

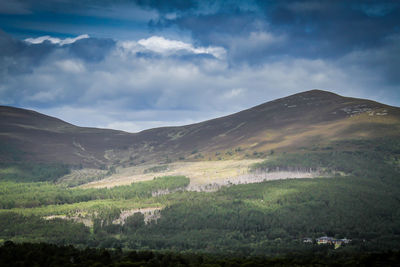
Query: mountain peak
[[299, 89, 339, 95], [274, 89, 342, 103], [251, 89, 345, 113]]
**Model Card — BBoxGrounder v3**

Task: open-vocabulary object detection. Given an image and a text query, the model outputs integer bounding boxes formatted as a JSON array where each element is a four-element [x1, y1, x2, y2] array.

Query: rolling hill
[[1, 90, 399, 169], [0, 105, 134, 167]]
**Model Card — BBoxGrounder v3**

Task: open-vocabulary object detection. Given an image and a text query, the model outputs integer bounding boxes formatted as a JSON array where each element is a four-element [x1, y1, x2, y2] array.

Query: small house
[[316, 236, 334, 244], [316, 236, 351, 246]]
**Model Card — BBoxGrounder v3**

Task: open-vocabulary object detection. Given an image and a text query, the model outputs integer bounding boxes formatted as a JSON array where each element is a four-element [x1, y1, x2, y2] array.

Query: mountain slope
[[119, 90, 400, 163], [1, 90, 399, 167], [140, 90, 399, 152], [0, 106, 136, 167]]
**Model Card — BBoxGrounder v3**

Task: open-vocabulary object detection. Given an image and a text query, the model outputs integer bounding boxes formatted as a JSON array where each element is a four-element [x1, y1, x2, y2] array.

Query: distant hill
[[0, 106, 135, 167], [1, 90, 399, 167]]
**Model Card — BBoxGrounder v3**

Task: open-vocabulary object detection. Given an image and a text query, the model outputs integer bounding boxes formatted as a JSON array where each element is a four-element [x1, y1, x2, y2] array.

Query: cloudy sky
[[1, 0, 399, 132]]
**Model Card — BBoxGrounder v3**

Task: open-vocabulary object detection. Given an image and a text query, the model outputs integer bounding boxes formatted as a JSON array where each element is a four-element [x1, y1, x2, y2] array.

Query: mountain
[[0, 106, 135, 166], [139, 89, 399, 155], [1, 90, 399, 167]]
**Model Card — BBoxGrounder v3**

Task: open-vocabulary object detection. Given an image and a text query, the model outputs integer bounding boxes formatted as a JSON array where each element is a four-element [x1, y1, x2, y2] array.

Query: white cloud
[[120, 36, 226, 59], [25, 34, 89, 45]]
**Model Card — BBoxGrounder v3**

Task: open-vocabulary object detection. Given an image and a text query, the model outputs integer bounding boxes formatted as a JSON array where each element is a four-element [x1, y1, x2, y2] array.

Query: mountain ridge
[[1, 89, 399, 167]]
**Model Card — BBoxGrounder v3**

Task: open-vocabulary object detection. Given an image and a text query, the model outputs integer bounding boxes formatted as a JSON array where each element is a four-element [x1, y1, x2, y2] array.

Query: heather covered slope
[[138, 90, 400, 158], [1, 90, 399, 168], [0, 106, 136, 167]]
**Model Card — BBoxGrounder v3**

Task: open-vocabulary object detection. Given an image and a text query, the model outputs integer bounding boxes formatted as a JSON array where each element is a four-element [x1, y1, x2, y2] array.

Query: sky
[[0, 0, 399, 132]]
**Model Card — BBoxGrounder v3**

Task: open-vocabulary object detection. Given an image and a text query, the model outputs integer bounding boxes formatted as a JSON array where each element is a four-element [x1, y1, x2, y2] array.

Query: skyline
[[1, 0, 399, 132]]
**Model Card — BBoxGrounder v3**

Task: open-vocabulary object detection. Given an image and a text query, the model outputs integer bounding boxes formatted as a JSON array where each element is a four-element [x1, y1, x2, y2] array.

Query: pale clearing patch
[[43, 214, 93, 227], [187, 170, 320, 192], [81, 159, 321, 190], [81, 159, 263, 188]]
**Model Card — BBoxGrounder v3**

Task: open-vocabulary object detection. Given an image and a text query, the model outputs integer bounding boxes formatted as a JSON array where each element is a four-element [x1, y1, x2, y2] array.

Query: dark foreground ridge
[[1, 241, 400, 267]]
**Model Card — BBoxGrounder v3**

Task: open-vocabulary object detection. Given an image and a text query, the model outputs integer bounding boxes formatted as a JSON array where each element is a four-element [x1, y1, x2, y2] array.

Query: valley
[[0, 90, 399, 259]]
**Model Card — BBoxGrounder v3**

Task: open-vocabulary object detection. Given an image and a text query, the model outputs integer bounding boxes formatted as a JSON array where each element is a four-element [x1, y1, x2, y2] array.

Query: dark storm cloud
[[0, 0, 131, 13], [150, 0, 400, 61], [258, 0, 400, 54], [150, 11, 286, 65], [0, 0, 31, 14], [0, 0, 197, 16], [168, 12, 262, 44], [251, 0, 400, 88], [338, 35, 400, 85], [0, 30, 55, 76], [134, 0, 197, 13]]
